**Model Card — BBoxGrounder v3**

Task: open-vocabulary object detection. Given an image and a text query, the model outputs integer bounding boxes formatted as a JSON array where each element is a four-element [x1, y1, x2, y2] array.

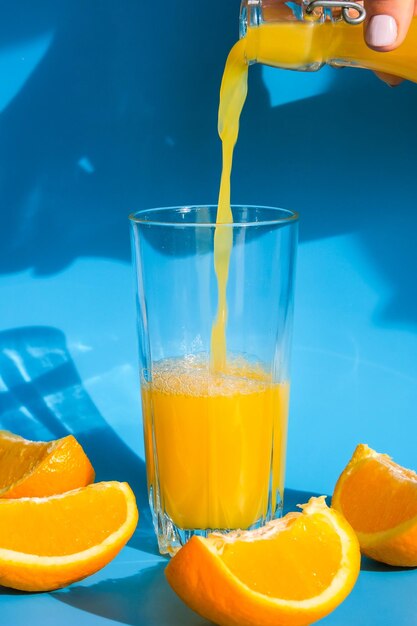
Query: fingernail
[[366, 15, 397, 48]]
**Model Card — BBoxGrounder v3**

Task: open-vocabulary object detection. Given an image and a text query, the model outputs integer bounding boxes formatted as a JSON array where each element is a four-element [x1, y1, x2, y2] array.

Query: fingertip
[[365, 14, 398, 50], [364, 0, 414, 51]]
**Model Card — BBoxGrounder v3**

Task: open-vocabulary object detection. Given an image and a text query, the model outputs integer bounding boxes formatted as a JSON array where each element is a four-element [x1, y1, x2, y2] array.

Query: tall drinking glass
[[129, 205, 298, 555]]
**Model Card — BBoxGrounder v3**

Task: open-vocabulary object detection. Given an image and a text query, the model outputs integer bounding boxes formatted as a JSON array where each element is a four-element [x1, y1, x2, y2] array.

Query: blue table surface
[[1, 252, 416, 626], [1, 2, 417, 624]]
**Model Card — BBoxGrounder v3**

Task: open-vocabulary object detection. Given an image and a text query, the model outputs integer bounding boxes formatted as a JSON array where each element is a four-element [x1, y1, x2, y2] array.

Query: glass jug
[[239, 0, 417, 82]]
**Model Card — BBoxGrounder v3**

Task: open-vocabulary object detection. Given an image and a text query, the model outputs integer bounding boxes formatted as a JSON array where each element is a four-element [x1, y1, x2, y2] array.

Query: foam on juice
[[151, 355, 270, 396]]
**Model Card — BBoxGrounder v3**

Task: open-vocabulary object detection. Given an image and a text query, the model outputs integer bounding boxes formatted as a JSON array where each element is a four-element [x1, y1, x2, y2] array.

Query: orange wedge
[[0, 481, 138, 591], [166, 497, 360, 626], [332, 443, 417, 566], [0, 430, 95, 498]]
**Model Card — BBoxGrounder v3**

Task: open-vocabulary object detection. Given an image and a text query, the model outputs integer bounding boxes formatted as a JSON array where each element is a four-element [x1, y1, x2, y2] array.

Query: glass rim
[[128, 205, 299, 228]]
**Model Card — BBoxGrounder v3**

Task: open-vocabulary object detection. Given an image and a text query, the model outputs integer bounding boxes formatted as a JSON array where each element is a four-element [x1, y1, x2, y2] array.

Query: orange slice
[[166, 497, 360, 626], [0, 430, 95, 498], [332, 443, 417, 566], [0, 481, 138, 591]]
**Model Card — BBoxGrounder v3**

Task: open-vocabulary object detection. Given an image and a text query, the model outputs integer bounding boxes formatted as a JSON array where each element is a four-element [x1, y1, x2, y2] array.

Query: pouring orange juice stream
[[144, 13, 417, 536], [143, 34, 288, 533], [212, 12, 417, 369]]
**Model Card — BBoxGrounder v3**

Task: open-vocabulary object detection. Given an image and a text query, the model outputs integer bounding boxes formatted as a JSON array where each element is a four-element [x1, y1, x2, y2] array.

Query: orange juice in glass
[[130, 205, 297, 555]]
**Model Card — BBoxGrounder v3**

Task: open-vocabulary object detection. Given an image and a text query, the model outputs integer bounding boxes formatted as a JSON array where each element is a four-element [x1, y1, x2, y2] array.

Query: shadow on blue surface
[[54, 562, 210, 626], [0, 325, 156, 554], [283, 486, 322, 513], [0, 587, 30, 597], [360, 556, 416, 573]]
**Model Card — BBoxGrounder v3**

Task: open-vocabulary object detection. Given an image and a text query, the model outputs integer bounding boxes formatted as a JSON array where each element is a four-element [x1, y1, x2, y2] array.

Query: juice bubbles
[[142, 357, 289, 530]]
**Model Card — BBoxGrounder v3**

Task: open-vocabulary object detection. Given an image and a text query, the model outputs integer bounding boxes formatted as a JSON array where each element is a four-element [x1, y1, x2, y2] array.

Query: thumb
[[364, 0, 414, 51]]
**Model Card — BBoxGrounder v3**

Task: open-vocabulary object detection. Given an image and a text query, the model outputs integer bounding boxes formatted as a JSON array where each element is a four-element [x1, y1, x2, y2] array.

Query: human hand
[[364, 0, 417, 85]]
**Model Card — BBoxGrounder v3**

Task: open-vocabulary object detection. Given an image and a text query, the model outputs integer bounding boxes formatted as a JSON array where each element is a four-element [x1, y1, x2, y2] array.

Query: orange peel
[[166, 496, 360, 626], [0, 481, 138, 591], [332, 443, 417, 566]]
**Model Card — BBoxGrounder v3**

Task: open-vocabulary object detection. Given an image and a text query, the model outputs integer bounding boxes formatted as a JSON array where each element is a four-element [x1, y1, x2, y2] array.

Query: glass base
[[150, 489, 284, 556]]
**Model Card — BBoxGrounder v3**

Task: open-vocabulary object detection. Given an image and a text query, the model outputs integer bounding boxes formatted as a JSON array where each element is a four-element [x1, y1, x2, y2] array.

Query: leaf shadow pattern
[[0, 325, 157, 554]]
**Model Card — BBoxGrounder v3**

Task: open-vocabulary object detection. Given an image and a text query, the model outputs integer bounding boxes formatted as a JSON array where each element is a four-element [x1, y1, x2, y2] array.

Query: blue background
[[0, 1, 416, 624]]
